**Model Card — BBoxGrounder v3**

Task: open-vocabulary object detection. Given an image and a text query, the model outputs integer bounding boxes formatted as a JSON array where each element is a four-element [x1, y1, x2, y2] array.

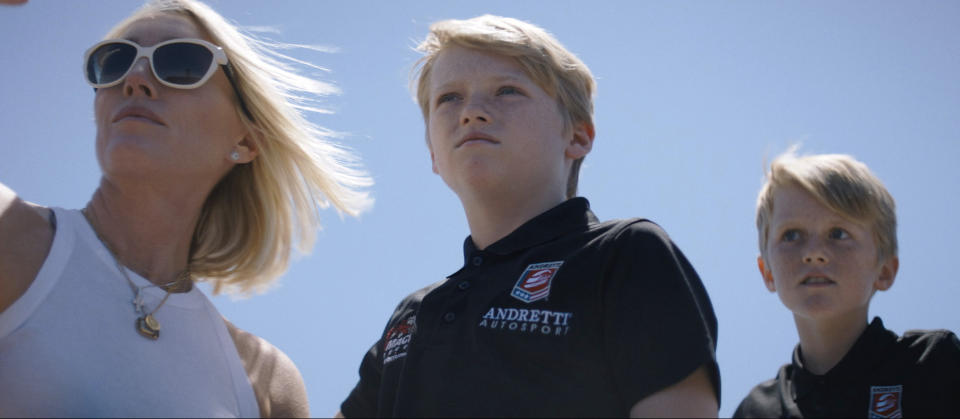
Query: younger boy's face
[[424, 45, 590, 201], [759, 183, 897, 323]]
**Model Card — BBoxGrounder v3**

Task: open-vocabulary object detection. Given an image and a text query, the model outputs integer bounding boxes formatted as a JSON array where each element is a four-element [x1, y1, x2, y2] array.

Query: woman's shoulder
[[0, 182, 54, 314], [223, 319, 309, 418]]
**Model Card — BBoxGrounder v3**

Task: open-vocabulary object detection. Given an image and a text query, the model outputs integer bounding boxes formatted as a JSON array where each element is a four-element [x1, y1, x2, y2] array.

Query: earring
[[230, 150, 240, 161]]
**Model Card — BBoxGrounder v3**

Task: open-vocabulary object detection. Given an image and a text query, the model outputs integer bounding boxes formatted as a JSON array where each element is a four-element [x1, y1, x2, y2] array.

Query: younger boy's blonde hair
[[756, 149, 897, 264], [412, 15, 596, 199]]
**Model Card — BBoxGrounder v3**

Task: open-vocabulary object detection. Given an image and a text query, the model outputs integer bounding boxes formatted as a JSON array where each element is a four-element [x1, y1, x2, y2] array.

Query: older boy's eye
[[828, 228, 850, 240], [781, 229, 801, 242], [496, 86, 522, 96], [436, 93, 460, 106]]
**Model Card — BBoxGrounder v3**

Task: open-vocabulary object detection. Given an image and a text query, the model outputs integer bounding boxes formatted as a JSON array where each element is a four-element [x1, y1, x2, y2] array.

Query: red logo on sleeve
[[510, 261, 564, 303], [383, 315, 416, 365], [869, 385, 903, 418]]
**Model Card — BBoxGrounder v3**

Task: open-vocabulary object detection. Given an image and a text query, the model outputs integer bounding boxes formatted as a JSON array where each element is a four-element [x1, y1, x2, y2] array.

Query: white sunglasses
[[84, 37, 252, 119], [84, 37, 230, 89]]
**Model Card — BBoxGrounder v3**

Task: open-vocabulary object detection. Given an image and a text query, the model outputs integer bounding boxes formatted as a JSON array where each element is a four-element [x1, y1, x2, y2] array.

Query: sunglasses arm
[[221, 64, 254, 122]]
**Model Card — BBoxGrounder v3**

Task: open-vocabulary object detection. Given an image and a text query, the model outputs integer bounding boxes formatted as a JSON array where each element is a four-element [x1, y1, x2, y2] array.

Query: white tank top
[[0, 208, 260, 418]]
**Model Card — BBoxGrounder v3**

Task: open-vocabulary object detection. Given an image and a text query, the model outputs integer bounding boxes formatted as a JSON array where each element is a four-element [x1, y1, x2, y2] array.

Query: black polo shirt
[[341, 198, 720, 417], [734, 317, 960, 418]]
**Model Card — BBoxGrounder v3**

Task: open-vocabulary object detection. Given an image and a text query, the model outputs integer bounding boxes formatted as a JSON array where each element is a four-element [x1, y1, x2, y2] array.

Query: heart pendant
[[136, 315, 160, 340]]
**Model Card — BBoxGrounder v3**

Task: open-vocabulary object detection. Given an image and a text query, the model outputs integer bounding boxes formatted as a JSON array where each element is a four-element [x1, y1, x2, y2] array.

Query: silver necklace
[[82, 209, 192, 340]]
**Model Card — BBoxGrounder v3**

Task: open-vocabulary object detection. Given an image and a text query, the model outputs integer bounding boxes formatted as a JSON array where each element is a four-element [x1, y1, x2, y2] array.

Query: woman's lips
[[112, 106, 166, 126]]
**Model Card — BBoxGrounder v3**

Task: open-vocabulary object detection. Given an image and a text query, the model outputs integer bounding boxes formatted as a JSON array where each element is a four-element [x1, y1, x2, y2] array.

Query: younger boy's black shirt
[[735, 317, 960, 418], [340, 198, 720, 417]]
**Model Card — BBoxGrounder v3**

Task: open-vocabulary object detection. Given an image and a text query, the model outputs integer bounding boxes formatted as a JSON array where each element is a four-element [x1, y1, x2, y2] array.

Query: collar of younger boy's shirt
[[459, 197, 598, 268], [789, 317, 898, 400]]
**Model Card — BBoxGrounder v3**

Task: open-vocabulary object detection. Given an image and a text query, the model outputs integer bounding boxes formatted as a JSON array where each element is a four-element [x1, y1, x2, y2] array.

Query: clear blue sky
[[2, 1, 958, 416]]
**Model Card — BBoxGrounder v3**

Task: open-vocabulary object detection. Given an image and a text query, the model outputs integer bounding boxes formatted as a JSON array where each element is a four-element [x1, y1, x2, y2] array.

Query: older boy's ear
[[875, 256, 899, 292], [425, 133, 440, 175], [564, 121, 594, 160], [430, 149, 439, 175], [758, 256, 776, 292]]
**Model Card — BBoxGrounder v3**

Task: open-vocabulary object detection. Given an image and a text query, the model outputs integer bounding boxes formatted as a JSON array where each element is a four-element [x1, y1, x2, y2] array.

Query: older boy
[[338, 15, 719, 417], [735, 151, 960, 417]]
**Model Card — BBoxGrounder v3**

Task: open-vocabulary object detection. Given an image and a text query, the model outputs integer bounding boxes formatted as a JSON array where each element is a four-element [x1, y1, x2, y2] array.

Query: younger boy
[[338, 15, 720, 417], [735, 151, 960, 418]]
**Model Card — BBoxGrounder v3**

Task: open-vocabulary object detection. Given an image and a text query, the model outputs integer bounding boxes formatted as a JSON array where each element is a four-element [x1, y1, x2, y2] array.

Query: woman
[[0, 0, 371, 416]]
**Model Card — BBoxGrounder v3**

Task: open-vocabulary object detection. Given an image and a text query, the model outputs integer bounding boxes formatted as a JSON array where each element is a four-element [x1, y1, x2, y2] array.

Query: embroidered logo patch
[[383, 315, 416, 365], [869, 385, 903, 418], [510, 261, 563, 303]]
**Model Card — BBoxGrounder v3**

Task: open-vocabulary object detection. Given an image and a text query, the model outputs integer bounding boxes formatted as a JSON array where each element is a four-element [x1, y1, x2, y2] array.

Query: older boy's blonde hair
[[412, 15, 596, 199], [756, 149, 897, 264], [106, 0, 372, 294]]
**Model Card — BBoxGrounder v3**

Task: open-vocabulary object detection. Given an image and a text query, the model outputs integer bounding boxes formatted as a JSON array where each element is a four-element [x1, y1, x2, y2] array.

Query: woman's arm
[[224, 319, 310, 418], [0, 182, 53, 314]]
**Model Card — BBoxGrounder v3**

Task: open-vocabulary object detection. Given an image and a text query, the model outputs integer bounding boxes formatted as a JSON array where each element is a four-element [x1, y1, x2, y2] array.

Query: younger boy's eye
[[496, 86, 522, 96], [781, 229, 801, 242], [828, 228, 850, 240]]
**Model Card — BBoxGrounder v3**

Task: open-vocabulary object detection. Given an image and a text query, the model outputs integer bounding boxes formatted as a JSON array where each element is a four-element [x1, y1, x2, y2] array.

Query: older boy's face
[[424, 45, 583, 200], [759, 183, 897, 323]]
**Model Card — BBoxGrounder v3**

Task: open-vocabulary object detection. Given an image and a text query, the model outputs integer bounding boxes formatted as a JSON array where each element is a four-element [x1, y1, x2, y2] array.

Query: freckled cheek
[[770, 247, 797, 270], [430, 108, 456, 130], [427, 119, 452, 149], [770, 254, 804, 286]]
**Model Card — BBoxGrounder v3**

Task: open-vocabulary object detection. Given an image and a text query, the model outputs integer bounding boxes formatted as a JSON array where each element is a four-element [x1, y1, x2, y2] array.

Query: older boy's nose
[[461, 98, 491, 125]]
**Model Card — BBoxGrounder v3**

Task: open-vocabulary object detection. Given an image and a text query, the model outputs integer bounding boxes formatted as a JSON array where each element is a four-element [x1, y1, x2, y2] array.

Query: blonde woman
[[0, 0, 370, 416]]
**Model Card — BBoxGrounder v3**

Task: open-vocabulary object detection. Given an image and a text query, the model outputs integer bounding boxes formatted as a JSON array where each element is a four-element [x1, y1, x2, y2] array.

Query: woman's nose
[[122, 57, 158, 98]]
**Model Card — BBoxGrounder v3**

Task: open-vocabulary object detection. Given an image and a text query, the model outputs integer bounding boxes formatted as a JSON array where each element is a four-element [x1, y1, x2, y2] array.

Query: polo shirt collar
[[461, 197, 598, 265], [789, 317, 898, 400]]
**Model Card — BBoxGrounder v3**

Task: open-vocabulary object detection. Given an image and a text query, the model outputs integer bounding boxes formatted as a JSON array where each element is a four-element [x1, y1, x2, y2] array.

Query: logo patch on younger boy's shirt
[[510, 261, 563, 303], [869, 385, 903, 418]]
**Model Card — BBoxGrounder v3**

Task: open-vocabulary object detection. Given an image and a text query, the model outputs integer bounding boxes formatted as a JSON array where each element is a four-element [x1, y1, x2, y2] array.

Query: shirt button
[[443, 312, 456, 323], [457, 281, 470, 291], [472, 256, 483, 266]]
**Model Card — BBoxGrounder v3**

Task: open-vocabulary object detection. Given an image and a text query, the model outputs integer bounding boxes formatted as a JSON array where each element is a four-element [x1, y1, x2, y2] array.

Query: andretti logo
[[869, 385, 903, 418], [478, 306, 573, 336], [510, 261, 564, 303]]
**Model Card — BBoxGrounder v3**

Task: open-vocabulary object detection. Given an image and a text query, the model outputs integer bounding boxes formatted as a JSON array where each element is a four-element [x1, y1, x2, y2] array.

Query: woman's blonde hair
[[411, 15, 596, 199], [105, 0, 372, 294], [756, 148, 897, 264]]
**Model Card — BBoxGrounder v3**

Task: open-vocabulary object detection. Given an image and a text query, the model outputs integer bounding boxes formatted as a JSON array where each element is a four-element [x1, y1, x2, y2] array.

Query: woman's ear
[[231, 134, 259, 164]]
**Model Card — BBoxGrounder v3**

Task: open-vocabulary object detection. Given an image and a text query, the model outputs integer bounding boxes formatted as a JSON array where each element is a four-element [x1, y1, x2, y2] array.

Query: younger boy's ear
[[758, 256, 776, 292], [564, 121, 594, 160], [875, 256, 899, 292]]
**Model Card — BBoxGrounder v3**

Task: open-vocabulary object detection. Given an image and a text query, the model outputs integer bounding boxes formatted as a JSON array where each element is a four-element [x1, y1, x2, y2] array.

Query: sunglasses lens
[[86, 42, 137, 86], [154, 42, 214, 86]]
